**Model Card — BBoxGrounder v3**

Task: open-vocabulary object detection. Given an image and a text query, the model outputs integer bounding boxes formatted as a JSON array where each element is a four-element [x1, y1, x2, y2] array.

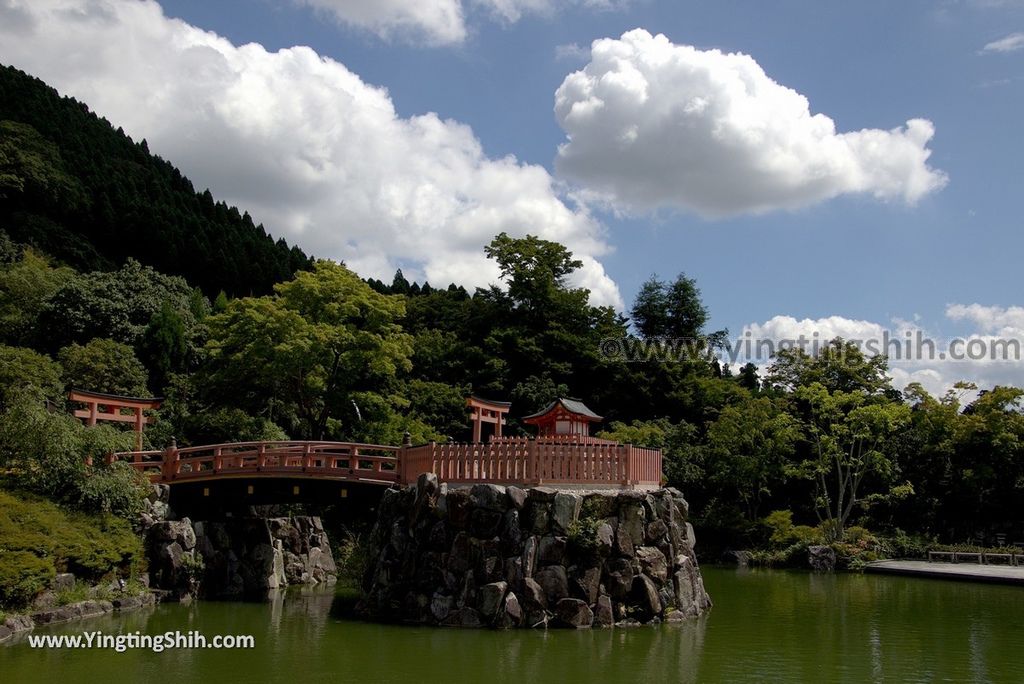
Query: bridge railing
[[115, 438, 662, 489], [400, 439, 662, 489], [114, 441, 400, 484]]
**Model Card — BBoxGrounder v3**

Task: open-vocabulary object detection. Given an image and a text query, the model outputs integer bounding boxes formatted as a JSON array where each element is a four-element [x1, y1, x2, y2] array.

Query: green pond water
[[4, 567, 1024, 683]]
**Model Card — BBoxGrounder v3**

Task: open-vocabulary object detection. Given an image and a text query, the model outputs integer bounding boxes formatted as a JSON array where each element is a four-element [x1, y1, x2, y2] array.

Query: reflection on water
[[4, 568, 1024, 684]]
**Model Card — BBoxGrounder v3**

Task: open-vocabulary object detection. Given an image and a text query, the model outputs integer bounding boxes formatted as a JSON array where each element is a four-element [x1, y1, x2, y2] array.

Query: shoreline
[[0, 592, 157, 643]]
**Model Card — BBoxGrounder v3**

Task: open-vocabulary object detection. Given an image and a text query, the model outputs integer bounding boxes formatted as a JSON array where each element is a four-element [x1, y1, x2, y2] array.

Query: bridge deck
[[114, 438, 663, 490]]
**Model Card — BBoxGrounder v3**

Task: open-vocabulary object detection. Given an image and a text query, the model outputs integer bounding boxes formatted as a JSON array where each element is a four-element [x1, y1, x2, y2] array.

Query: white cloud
[[980, 32, 1024, 53], [736, 309, 1024, 399], [295, 0, 625, 45], [294, 0, 466, 44], [946, 303, 1024, 331], [0, 0, 623, 308], [555, 42, 590, 62], [554, 29, 949, 217]]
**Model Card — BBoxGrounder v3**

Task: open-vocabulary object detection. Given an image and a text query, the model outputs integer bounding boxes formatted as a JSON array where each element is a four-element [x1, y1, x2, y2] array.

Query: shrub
[[75, 461, 151, 518], [567, 515, 602, 557], [763, 509, 824, 548], [334, 531, 369, 587], [883, 530, 932, 559], [54, 579, 91, 606], [0, 345, 64, 408], [0, 392, 139, 515], [0, 489, 143, 608], [0, 550, 55, 607]]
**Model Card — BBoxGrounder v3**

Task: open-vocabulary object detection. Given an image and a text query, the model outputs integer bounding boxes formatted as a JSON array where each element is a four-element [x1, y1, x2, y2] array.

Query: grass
[[54, 581, 92, 606]]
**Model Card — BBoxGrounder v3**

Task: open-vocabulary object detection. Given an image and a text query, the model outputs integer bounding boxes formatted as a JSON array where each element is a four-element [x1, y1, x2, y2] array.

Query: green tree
[[38, 259, 205, 352], [58, 339, 150, 396], [204, 260, 412, 439], [0, 344, 63, 407], [484, 232, 586, 317], [0, 248, 75, 346], [0, 120, 86, 207], [706, 397, 801, 522], [951, 386, 1024, 534], [631, 275, 670, 339], [791, 382, 911, 540], [768, 338, 891, 395], [630, 272, 710, 341], [140, 301, 189, 391], [0, 390, 136, 508]]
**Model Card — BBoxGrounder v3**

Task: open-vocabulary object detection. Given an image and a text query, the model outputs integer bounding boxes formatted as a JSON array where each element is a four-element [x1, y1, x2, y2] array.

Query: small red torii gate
[[68, 389, 162, 452]]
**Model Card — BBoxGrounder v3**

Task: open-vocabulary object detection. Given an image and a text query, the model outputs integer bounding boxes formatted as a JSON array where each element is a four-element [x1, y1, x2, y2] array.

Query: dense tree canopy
[[0, 65, 310, 296], [204, 260, 413, 440]]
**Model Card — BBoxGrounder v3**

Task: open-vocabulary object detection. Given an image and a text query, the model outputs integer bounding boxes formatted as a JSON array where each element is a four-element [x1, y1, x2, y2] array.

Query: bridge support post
[[163, 439, 179, 481], [527, 438, 540, 486], [397, 444, 407, 485], [621, 445, 633, 489]]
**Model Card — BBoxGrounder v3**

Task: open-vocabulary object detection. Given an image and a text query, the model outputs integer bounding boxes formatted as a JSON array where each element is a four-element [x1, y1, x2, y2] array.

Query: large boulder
[[471, 484, 508, 512], [520, 577, 548, 611], [534, 565, 569, 604], [554, 599, 593, 628], [603, 557, 635, 600], [571, 565, 601, 605], [468, 508, 503, 539], [551, 493, 581, 533], [596, 523, 615, 556], [808, 545, 837, 573], [594, 595, 614, 627], [494, 592, 523, 629], [537, 536, 567, 565], [631, 574, 662, 621], [636, 546, 669, 582], [478, 581, 508, 619], [506, 486, 528, 510]]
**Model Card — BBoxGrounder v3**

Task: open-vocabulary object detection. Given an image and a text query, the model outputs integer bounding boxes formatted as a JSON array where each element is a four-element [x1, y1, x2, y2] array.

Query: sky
[[1, 0, 1023, 397]]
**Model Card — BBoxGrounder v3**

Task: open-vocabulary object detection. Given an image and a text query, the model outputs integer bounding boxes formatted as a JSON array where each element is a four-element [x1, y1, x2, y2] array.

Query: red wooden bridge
[[114, 437, 662, 490]]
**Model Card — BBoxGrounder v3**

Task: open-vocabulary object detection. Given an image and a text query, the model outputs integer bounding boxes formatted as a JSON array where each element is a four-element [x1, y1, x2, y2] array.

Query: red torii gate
[[466, 396, 510, 442], [68, 389, 162, 452]]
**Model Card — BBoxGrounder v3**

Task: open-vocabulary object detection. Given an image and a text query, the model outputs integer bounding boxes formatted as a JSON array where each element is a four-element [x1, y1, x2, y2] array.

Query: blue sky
[[1, 0, 1022, 395]]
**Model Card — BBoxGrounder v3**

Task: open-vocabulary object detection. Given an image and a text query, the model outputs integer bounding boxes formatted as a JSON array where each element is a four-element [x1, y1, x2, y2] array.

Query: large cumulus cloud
[[0, 0, 623, 307], [554, 29, 949, 216]]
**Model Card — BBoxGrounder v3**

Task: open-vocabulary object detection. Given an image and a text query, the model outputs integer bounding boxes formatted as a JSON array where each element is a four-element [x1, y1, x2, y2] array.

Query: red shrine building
[[521, 398, 603, 438]]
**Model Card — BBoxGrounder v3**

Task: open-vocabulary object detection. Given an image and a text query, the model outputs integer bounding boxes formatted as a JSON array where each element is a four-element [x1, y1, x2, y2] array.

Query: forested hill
[[0, 65, 311, 296]]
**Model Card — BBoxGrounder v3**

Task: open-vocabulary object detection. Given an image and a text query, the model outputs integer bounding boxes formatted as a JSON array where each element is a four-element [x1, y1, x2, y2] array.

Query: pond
[[4, 567, 1024, 683]]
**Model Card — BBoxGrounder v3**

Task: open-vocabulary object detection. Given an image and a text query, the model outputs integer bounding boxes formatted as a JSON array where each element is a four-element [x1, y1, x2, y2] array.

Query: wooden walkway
[[865, 560, 1024, 586]]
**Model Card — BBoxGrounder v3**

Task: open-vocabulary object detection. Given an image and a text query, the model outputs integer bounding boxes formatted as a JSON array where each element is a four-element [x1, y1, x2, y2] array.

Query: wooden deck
[[865, 560, 1024, 586]]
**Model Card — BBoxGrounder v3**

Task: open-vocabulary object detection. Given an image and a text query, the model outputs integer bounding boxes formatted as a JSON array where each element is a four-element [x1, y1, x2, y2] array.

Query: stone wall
[[145, 516, 337, 599], [359, 475, 712, 628]]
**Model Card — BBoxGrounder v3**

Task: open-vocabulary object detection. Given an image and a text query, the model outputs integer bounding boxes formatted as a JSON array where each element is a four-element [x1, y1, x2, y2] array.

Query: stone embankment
[[145, 515, 337, 600], [360, 475, 712, 628]]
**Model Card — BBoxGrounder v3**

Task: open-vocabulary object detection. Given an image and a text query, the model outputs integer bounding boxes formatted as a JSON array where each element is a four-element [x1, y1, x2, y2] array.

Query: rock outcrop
[[146, 516, 336, 599], [359, 476, 712, 628]]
